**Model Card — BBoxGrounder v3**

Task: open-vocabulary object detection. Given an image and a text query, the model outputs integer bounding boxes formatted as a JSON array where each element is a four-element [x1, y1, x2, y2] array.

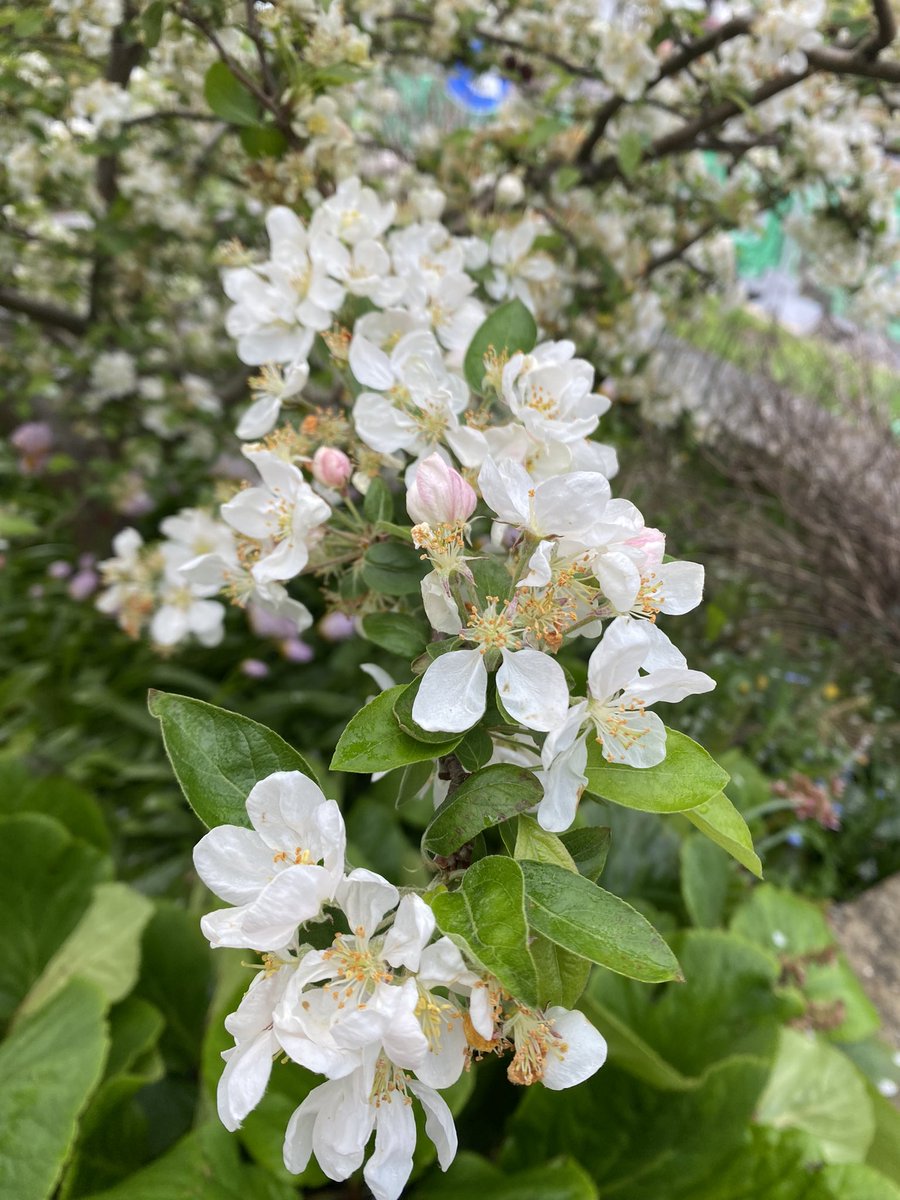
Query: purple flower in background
[[10, 421, 53, 474]]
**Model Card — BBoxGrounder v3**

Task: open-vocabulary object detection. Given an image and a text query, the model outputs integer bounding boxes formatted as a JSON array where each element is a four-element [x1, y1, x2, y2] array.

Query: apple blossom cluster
[[97, 180, 717, 833], [195, 771, 607, 1199]]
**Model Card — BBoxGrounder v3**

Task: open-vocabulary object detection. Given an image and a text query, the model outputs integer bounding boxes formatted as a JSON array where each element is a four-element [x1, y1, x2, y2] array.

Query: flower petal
[[412, 649, 487, 734], [497, 648, 570, 732], [541, 1007, 608, 1090]]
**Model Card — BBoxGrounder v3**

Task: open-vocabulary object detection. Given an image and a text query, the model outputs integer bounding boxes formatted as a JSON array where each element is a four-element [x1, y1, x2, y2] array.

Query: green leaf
[[238, 125, 288, 158], [731, 885, 879, 1042], [559, 827, 610, 881], [617, 130, 644, 179], [504, 1055, 770, 1195], [413, 1151, 597, 1200], [361, 612, 428, 658], [80, 1121, 294, 1200], [134, 902, 213, 1072], [203, 61, 262, 127], [756, 1028, 874, 1163], [464, 299, 537, 393], [18, 882, 153, 1019], [331, 685, 460, 773], [362, 541, 426, 595], [0, 813, 109, 1026], [515, 816, 578, 872], [423, 765, 544, 857], [586, 930, 781, 1084], [685, 790, 762, 877], [431, 856, 539, 1006], [584, 729, 729, 813], [530, 934, 591, 1010], [469, 555, 514, 606], [455, 725, 493, 773], [578, 995, 695, 1090], [140, 0, 165, 48], [363, 476, 395, 523], [148, 690, 314, 829], [680, 836, 731, 928], [520, 861, 681, 983], [0, 981, 108, 1200]]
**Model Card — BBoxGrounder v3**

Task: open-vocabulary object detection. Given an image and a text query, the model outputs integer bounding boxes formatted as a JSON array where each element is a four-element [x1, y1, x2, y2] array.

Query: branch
[[577, 17, 753, 165], [122, 109, 223, 127], [863, 0, 896, 55], [640, 220, 718, 278], [0, 287, 87, 334], [805, 45, 900, 82]]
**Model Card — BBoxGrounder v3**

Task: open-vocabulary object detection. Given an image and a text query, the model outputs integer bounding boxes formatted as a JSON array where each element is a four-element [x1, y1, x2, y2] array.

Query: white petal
[[518, 540, 554, 589], [238, 864, 333, 946], [623, 668, 716, 707], [412, 649, 487, 734], [246, 771, 326, 851], [408, 1080, 458, 1170], [537, 734, 588, 833], [237, 394, 282, 440], [532, 472, 610, 538], [594, 552, 642, 613], [382, 894, 435, 972], [587, 618, 649, 702], [337, 868, 398, 936], [217, 1030, 276, 1130], [364, 1091, 417, 1200], [349, 333, 394, 390], [477, 456, 530, 526], [421, 572, 462, 636], [541, 1007, 608, 1090], [497, 648, 570, 732], [193, 826, 274, 904], [656, 561, 705, 615]]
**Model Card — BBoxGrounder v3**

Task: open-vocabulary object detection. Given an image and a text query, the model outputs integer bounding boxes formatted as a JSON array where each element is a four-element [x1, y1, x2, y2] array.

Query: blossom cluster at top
[[195, 770, 607, 1198], [97, 177, 715, 830]]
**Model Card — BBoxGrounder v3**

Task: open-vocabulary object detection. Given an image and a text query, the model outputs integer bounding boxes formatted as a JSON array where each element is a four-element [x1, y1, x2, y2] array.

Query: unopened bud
[[496, 173, 525, 207], [312, 446, 352, 489], [407, 454, 477, 526]]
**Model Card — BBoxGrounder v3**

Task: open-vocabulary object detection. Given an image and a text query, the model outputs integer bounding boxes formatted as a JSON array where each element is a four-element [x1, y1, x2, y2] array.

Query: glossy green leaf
[[238, 125, 288, 158], [530, 934, 591, 1010], [148, 690, 314, 829], [424, 765, 544, 857], [559, 826, 610, 881], [362, 541, 426, 595], [431, 856, 539, 1006], [203, 61, 261, 127], [515, 816, 578, 872], [584, 729, 729, 813], [331, 685, 460, 772], [521, 860, 681, 982], [361, 612, 428, 658], [685, 790, 762, 877], [454, 725, 493, 773], [0, 981, 108, 1200], [464, 299, 537, 394]]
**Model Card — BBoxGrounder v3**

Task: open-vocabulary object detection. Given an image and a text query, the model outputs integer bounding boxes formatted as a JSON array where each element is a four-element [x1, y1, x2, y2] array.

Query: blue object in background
[[446, 66, 511, 114]]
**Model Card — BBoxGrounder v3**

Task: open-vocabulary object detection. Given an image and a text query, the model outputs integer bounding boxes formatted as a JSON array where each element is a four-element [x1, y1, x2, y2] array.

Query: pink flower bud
[[312, 446, 352, 489], [407, 454, 477, 526]]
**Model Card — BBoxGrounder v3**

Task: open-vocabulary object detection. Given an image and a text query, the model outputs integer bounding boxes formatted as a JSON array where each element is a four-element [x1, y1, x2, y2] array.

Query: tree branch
[[576, 17, 753, 165], [0, 287, 87, 334]]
